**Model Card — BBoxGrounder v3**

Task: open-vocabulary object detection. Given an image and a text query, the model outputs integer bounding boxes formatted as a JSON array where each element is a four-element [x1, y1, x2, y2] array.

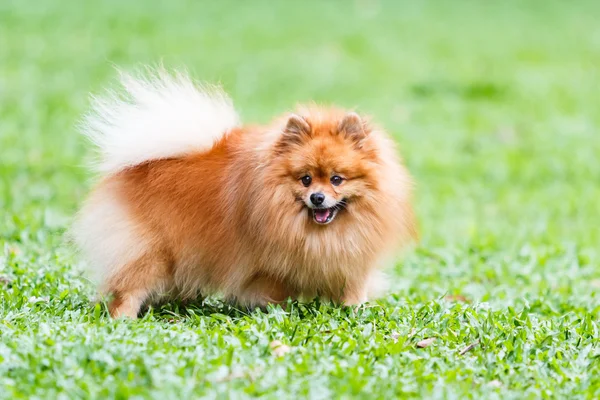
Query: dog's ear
[[338, 112, 368, 143], [281, 114, 311, 145], [274, 114, 311, 155]]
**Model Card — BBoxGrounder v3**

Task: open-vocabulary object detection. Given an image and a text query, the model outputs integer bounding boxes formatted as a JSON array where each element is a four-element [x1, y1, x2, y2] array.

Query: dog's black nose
[[310, 192, 325, 206]]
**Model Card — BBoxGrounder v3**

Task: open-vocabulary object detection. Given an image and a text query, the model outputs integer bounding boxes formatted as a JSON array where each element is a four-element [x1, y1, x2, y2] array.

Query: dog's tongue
[[314, 209, 331, 223]]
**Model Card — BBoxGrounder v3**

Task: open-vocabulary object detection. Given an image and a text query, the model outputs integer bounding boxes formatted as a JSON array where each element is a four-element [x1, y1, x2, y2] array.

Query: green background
[[1, 1, 599, 398]]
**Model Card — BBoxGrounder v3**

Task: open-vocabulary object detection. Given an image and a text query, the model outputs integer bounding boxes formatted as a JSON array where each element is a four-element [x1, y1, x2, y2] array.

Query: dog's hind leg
[[105, 251, 172, 318]]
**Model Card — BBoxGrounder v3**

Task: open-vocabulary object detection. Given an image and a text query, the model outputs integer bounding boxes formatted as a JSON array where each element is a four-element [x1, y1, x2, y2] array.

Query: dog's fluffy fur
[[72, 70, 416, 318]]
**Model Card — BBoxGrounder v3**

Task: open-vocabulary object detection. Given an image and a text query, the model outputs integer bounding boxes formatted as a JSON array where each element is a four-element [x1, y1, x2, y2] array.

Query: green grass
[[1, 0, 599, 398]]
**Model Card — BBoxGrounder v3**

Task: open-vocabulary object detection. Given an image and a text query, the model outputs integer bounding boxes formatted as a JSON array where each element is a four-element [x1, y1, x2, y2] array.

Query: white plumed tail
[[82, 69, 239, 174]]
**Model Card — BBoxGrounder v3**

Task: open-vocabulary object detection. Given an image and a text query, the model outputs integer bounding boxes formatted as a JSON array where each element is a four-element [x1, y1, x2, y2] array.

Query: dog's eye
[[301, 175, 312, 187], [330, 175, 343, 186]]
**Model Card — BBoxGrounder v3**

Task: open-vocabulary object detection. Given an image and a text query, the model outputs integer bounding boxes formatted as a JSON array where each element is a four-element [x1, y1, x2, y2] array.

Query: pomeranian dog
[[72, 70, 416, 318]]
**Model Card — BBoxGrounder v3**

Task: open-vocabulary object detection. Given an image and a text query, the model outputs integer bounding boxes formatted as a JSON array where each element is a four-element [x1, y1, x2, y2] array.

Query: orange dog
[[72, 70, 416, 318]]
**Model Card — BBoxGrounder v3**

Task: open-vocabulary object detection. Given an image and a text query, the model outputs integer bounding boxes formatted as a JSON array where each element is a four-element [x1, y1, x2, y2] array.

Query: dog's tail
[[81, 68, 239, 174]]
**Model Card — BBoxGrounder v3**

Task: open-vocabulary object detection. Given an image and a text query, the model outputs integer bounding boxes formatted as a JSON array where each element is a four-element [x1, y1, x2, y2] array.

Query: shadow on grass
[[150, 297, 251, 320], [140, 296, 361, 323], [86, 293, 370, 323]]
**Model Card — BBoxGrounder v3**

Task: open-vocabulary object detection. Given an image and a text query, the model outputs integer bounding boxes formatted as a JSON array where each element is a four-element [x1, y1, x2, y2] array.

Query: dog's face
[[271, 110, 379, 226]]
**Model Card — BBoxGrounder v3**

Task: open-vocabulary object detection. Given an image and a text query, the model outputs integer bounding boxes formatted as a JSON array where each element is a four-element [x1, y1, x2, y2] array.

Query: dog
[[72, 70, 416, 318]]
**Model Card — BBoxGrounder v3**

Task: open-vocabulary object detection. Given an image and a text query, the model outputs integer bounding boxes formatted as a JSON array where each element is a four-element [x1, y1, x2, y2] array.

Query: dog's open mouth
[[312, 207, 339, 225], [309, 199, 347, 225]]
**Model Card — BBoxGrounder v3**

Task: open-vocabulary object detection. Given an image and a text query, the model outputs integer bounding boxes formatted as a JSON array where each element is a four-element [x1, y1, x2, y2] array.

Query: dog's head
[[246, 105, 415, 272], [266, 107, 381, 227]]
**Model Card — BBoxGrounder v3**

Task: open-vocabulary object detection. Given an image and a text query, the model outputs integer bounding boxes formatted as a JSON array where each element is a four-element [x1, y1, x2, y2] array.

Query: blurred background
[[1, 1, 600, 397], [1, 0, 599, 312]]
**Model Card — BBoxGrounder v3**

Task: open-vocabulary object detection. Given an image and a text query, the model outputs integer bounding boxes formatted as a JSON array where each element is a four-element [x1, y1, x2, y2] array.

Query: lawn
[[1, 0, 599, 398]]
